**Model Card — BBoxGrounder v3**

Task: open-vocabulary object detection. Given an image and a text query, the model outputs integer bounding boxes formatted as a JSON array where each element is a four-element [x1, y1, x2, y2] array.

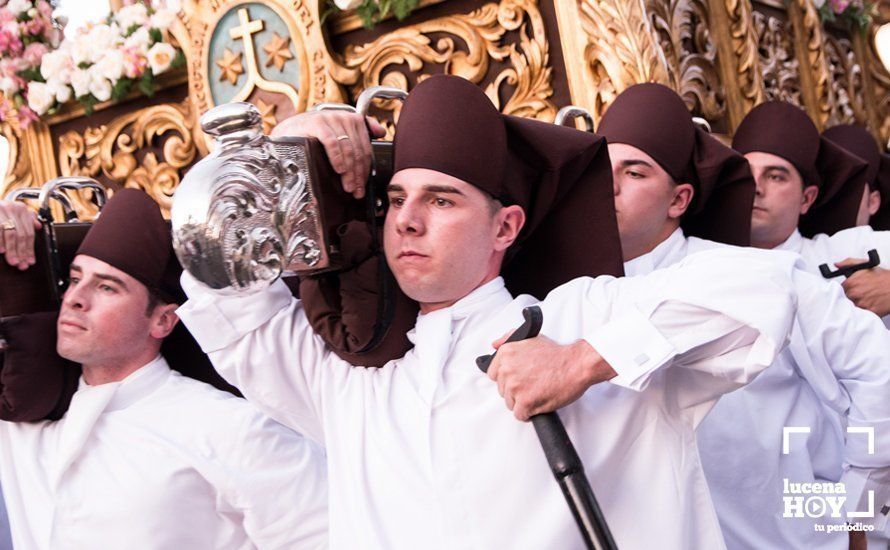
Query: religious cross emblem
[[203, 2, 313, 131]]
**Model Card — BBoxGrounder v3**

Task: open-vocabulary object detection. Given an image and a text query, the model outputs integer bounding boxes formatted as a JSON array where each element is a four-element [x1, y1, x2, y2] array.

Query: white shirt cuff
[[584, 306, 677, 391]]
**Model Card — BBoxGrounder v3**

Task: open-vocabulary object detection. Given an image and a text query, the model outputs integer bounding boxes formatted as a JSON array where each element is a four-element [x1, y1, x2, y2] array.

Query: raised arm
[[488, 247, 798, 421], [177, 273, 345, 444]]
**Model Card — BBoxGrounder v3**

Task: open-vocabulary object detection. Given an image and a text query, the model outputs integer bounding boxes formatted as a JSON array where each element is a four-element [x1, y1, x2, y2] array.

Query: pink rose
[[0, 10, 15, 25], [0, 29, 23, 57], [25, 18, 44, 36], [23, 42, 48, 68], [122, 46, 147, 79], [829, 0, 851, 13], [36, 1, 53, 20]]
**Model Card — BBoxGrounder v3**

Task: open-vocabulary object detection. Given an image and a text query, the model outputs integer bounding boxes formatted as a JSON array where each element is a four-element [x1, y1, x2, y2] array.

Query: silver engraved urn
[[172, 102, 334, 294]]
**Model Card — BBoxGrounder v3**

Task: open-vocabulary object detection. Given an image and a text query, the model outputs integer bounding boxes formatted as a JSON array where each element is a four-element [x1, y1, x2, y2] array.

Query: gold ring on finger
[[1, 219, 15, 231], [336, 135, 350, 141]]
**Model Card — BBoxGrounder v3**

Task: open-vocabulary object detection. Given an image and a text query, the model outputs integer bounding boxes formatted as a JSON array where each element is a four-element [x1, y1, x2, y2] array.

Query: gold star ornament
[[255, 99, 278, 134], [216, 48, 244, 85], [262, 32, 294, 71]]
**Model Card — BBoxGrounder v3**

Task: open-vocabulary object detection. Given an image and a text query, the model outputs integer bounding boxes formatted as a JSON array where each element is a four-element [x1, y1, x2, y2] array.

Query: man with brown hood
[[597, 83, 890, 550], [821, 124, 890, 326], [0, 189, 328, 549], [178, 75, 802, 549], [732, 103, 890, 328]]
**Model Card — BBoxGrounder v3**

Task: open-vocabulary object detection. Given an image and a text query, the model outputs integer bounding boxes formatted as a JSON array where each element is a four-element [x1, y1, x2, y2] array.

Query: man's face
[[745, 152, 818, 248], [608, 143, 693, 261], [57, 255, 163, 367], [383, 168, 522, 310]]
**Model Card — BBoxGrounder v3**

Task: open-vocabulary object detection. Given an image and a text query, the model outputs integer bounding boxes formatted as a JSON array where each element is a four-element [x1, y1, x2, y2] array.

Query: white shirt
[[0, 356, 328, 550], [777, 227, 890, 328], [627, 229, 890, 549], [178, 247, 800, 550]]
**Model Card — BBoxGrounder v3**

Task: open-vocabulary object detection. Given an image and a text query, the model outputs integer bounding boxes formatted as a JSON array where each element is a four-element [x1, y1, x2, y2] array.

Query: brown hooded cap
[[76, 189, 238, 395], [393, 75, 623, 296], [822, 124, 890, 231], [597, 83, 755, 246], [732, 101, 869, 237]]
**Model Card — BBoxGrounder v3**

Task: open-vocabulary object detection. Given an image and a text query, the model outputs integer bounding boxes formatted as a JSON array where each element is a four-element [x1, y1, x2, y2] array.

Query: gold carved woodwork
[[335, 0, 557, 133], [710, 0, 766, 128], [865, 24, 890, 144], [647, 0, 726, 121], [822, 32, 868, 127], [788, 0, 834, 129], [753, 11, 804, 107], [57, 101, 196, 219], [577, 0, 672, 120]]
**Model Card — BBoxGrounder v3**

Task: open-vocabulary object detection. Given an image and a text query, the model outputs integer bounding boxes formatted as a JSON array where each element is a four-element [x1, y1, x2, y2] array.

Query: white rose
[[47, 78, 72, 104], [813, 0, 826, 7], [7, 0, 31, 15], [334, 0, 364, 9], [146, 41, 175, 75], [150, 9, 176, 31], [70, 34, 92, 66], [88, 24, 121, 63], [94, 49, 124, 82], [0, 76, 19, 97], [115, 4, 149, 30], [26, 81, 55, 115], [40, 50, 74, 84], [124, 27, 150, 52], [70, 68, 91, 98], [88, 74, 112, 102]]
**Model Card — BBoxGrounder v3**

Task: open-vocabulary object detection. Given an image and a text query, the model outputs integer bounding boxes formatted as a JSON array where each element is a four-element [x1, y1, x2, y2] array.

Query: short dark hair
[[144, 288, 172, 316]]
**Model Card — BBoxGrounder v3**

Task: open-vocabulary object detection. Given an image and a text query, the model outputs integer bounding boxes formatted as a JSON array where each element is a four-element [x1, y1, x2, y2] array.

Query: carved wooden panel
[[332, 0, 557, 135], [753, 10, 803, 106], [648, 0, 726, 122], [866, 24, 890, 145], [822, 31, 868, 127]]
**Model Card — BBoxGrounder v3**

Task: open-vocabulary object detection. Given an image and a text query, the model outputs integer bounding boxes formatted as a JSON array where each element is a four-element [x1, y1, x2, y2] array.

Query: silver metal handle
[[310, 102, 358, 113], [6, 187, 77, 221], [200, 102, 264, 143], [356, 86, 408, 117], [555, 106, 595, 133], [37, 177, 107, 222], [692, 116, 712, 133]]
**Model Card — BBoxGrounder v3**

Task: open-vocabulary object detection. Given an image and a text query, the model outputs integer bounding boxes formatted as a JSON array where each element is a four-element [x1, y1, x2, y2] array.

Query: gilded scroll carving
[[647, 0, 725, 121], [753, 11, 803, 106], [0, 125, 37, 195], [58, 102, 197, 218], [721, 0, 766, 112], [866, 26, 890, 144], [793, 0, 834, 126], [822, 33, 867, 126], [579, 0, 672, 117], [338, 0, 556, 129]]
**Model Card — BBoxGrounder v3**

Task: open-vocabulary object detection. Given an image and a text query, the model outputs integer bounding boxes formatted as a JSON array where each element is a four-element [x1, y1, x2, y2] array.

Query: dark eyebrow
[[386, 183, 466, 196], [70, 263, 129, 291], [763, 165, 792, 175], [95, 273, 129, 290], [617, 159, 654, 169]]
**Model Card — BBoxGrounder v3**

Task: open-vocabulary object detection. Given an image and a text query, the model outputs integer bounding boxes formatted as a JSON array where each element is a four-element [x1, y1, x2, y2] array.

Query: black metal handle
[[819, 249, 880, 278], [476, 306, 618, 550], [476, 306, 543, 373]]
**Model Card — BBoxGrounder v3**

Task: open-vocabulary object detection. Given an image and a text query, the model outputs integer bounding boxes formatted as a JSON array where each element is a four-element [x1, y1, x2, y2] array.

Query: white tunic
[[625, 229, 890, 549], [178, 248, 799, 550], [0, 357, 328, 550], [777, 227, 890, 328]]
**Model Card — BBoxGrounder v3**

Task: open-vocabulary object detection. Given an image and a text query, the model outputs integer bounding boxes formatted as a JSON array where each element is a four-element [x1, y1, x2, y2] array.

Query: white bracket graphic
[[783, 426, 811, 454]]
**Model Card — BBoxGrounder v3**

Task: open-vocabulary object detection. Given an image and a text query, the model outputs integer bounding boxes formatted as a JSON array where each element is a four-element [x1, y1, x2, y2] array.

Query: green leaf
[[149, 28, 163, 44], [111, 78, 133, 101], [139, 71, 155, 97], [170, 49, 186, 70], [124, 23, 141, 38], [79, 95, 98, 115], [78, 62, 91, 70]]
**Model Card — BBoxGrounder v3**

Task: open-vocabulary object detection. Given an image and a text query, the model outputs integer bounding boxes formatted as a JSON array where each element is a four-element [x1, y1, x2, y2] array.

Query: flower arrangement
[[815, 0, 874, 31], [0, 1, 184, 130], [327, 0, 421, 29], [0, 0, 64, 128]]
